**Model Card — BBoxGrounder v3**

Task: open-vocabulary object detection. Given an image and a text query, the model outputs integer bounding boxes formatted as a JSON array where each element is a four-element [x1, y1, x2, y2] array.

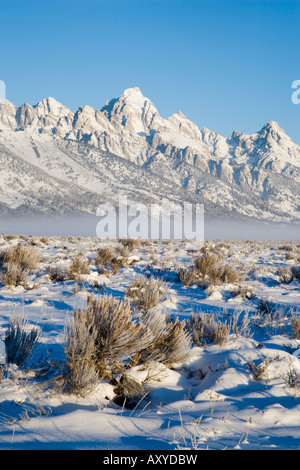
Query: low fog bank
[[204, 218, 300, 241], [0, 215, 299, 241], [0, 216, 99, 237]]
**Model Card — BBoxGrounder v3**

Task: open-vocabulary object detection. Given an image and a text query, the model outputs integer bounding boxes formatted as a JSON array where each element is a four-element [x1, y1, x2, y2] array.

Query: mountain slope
[[0, 88, 299, 223]]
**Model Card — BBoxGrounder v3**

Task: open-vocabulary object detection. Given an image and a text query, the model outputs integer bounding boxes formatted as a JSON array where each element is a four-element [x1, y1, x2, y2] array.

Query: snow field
[[0, 235, 299, 449]]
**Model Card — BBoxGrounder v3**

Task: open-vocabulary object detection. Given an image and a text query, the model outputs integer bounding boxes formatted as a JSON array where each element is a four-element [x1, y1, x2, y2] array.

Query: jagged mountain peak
[[0, 88, 299, 222], [33, 97, 70, 117], [0, 87, 299, 175], [117, 86, 157, 112], [170, 110, 186, 119], [120, 86, 145, 102], [263, 120, 281, 130], [0, 98, 17, 113], [259, 120, 289, 144], [102, 86, 153, 112], [0, 98, 14, 106], [101, 87, 163, 135], [253, 121, 298, 154]]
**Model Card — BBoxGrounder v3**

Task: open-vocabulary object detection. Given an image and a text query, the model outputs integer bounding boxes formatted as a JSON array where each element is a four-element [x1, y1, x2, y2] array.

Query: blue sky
[[0, 0, 299, 142]]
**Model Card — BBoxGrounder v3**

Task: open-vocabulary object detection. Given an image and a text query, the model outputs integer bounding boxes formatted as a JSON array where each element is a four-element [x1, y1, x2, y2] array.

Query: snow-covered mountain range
[[0, 86, 299, 223]]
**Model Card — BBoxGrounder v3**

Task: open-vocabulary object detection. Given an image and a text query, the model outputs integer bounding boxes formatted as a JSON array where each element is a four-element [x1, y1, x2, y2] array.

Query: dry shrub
[[139, 310, 192, 367], [46, 256, 90, 283], [113, 373, 145, 408], [69, 255, 90, 278], [291, 266, 300, 281], [178, 267, 198, 286], [119, 238, 140, 251], [4, 316, 39, 366], [97, 265, 111, 277], [0, 244, 40, 287], [2, 262, 29, 287], [230, 310, 253, 338], [194, 253, 223, 279], [47, 265, 70, 282], [95, 246, 127, 275], [126, 275, 166, 312], [291, 314, 300, 340], [95, 247, 115, 266], [110, 256, 128, 274], [194, 253, 240, 286], [277, 265, 293, 284], [65, 295, 152, 385], [185, 312, 230, 347], [63, 294, 191, 399], [284, 369, 300, 389], [230, 285, 256, 300], [255, 301, 290, 334], [257, 298, 276, 315], [279, 244, 294, 251], [277, 265, 300, 284], [62, 311, 100, 396], [2, 244, 40, 271], [178, 252, 240, 288], [248, 358, 270, 381], [218, 264, 241, 284]]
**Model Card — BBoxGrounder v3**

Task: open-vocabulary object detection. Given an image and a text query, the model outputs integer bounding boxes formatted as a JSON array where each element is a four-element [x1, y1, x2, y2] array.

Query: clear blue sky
[[1, 0, 299, 142]]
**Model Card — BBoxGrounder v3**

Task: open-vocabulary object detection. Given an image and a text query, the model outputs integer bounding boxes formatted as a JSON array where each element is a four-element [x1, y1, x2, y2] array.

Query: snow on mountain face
[[228, 121, 300, 169], [101, 87, 164, 135], [0, 87, 299, 222]]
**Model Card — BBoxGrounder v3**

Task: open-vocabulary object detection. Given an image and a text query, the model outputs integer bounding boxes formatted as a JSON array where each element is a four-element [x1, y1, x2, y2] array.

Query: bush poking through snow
[[95, 247, 116, 266], [257, 298, 277, 315], [178, 253, 241, 288], [178, 267, 198, 286], [2, 262, 29, 287], [139, 309, 192, 366], [119, 238, 140, 252], [195, 253, 240, 286], [126, 275, 167, 312], [291, 315, 300, 340], [47, 265, 70, 282], [64, 294, 153, 387], [95, 246, 127, 275], [1, 244, 40, 271], [62, 317, 100, 396], [185, 312, 230, 347], [230, 310, 253, 338], [248, 358, 270, 381], [284, 369, 300, 389], [46, 257, 91, 284], [276, 265, 300, 285], [277, 265, 300, 284], [4, 316, 39, 366], [230, 285, 256, 300], [113, 373, 146, 408], [0, 244, 40, 287], [69, 255, 91, 279], [63, 294, 191, 399], [291, 266, 300, 282]]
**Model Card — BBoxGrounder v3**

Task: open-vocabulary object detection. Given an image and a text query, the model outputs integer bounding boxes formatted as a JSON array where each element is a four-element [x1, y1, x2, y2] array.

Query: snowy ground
[[0, 234, 300, 450]]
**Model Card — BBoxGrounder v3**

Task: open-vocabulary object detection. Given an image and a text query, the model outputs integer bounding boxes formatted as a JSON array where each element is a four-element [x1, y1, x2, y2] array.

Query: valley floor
[[0, 235, 299, 450]]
